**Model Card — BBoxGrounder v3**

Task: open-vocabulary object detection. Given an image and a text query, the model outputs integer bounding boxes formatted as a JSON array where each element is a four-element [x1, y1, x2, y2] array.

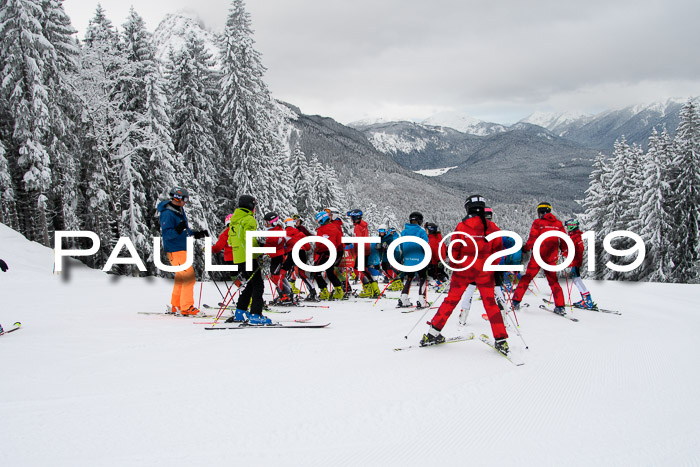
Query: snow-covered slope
[[152, 13, 220, 67], [422, 110, 506, 136], [1, 222, 700, 466]]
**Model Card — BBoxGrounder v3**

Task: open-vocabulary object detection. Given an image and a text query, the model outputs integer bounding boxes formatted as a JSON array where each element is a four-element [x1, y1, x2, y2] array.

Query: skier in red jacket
[[511, 202, 568, 314], [348, 209, 380, 298], [281, 217, 315, 300], [422, 195, 509, 354], [425, 222, 448, 284], [564, 219, 597, 309], [260, 212, 293, 304], [212, 213, 234, 265], [314, 211, 344, 300]]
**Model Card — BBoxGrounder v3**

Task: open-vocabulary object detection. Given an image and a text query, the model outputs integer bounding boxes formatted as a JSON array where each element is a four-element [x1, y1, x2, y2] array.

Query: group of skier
[[158, 187, 596, 355]]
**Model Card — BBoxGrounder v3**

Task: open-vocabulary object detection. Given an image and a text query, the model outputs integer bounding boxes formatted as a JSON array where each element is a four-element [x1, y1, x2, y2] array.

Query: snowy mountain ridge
[[152, 13, 220, 68]]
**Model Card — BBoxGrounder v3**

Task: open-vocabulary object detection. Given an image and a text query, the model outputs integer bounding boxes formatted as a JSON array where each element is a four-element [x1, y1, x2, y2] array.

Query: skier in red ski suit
[[348, 209, 380, 298], [511, 202, 568, 312], [422, 195, 509, 353]]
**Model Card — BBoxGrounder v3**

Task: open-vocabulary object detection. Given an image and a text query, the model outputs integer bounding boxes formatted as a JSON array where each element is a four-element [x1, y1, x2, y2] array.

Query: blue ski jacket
[[399, 223, 429, 267], [158, 200, 193, 253]]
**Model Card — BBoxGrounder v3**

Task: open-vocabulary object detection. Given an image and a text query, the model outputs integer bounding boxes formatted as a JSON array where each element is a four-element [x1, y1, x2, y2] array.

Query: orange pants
[[167, 250, 196, 311]]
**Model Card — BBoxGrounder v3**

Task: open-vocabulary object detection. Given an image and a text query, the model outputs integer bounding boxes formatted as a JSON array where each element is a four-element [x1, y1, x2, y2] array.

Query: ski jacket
[[399, 223, 430, 267], [227, 208, 260, 264], [449, 216, 504, 271], [297, 225, 314, 237], [352, 220, 371, 256], [568, 229, 584, 268], [523, 213, 568, 264], [158, 200, 193, 253], [261, 224, 286, 258], [428, 232, 447, 265], [284, 226, 310, 253], [212, 227, 233, 261], [315, 222, 342, 254], [501, 235, 522, 266], [331, 218, 344, 237]]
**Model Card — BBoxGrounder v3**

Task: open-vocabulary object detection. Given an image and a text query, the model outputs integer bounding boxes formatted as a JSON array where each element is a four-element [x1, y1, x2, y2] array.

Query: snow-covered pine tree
[[289, 141, 314, 217], [309, 152, 347, 222], [0, 0, 56, 245], [0, 139, 18, 227], [637, 128, 675, 282], [582, 152, 611, 279], [669, 99, 700, 283], [218, 0, 293, 213], [164, 35, 221, 232]]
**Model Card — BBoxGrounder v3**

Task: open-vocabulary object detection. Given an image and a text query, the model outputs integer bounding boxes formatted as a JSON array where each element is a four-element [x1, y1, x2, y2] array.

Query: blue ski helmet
[[347, 209, 363, 223], [315, 211, 330, 225]]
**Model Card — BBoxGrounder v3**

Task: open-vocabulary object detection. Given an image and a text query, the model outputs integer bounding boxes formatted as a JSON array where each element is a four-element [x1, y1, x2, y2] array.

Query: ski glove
[[193, 230, 209, 239], [175, 221, 188, 234], [0, 259, 7, 272]]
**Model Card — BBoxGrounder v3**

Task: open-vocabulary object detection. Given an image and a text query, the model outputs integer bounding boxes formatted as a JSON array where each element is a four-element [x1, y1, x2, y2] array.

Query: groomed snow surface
[[1, 223, 699, 466]]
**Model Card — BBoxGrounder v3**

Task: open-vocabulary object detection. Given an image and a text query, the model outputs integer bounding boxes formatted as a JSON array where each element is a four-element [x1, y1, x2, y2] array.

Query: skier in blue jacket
[[398, 212, 430, 308]]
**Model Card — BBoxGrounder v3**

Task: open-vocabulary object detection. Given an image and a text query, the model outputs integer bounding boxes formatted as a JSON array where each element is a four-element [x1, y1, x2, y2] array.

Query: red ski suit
[[429, 216, 508, 340], [284, 226, 310, 253], [428, 232, 447, 265], [212, 227, 233, 262], [315, 223, 342, 255], [512, 213, 568, 307], [568, 229, 584, 268]]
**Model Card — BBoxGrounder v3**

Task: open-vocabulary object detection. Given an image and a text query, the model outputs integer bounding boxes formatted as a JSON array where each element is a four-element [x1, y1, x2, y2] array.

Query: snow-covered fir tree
[[669, 100, 700, 283], [0, 0, 56, 245], [218, 0, 293, 213], [289, 141, 314, 218], [582, 152, 611, 279], [0, 139, 18, 226], [637, 128, 675, 281]]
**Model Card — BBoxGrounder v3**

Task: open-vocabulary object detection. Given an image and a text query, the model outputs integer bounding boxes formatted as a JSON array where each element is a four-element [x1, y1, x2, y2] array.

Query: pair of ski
[[208, 302, 329, 310], [394, 332, 524, 366], [194, 316, 314, 325], [0, 321, 22, 336], [541, 299, 621, 315], [204, 321, 330, 330]]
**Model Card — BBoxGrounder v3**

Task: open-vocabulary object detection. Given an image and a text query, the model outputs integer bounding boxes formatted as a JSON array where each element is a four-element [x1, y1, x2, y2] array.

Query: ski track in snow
[[1, 223, 699, 466]]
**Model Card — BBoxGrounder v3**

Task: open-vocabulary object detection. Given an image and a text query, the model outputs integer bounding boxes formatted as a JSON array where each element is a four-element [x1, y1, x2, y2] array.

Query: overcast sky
[[64, 0, 700, 124]]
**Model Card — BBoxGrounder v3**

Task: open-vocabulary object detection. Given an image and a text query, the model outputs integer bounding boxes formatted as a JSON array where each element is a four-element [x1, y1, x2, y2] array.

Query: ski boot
[[494, 338, 509, 355], [397, 294, 412, 308], [166, 305, 179, 315], [305, 289, 321, 302], [370, 281, 381, 298], [225, 308, 249, 323], [420, 325, 445, 347], [290, 283, 301, 295], [553, 306, 566, 315], [415, 297, 429, 309], [574, 292, 597, 310], [358, 283, 374, 298], [319, 288, 331, 300], [390, 280, 403, 292], [180, 306, 205, 317], [331, 286, 345, 300], [247, 313, 272, 325], [274, 292, 296, 306], [458, 308, 470, 326]]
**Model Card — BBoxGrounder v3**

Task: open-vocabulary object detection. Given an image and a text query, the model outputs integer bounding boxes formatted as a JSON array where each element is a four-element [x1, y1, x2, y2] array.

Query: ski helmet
[[464, 194, 486, 214], [224, 213, 234, 224], [378, 224, 387, 234], [425, 222, 439, 233], [537, 202, 552, 215], [409, 212, 424, 225], [484, 207, 493, 220], [284, 217, 296, 228], [169, 187, 189, 202], [315, 211, 330, 225], [238, 195, 257, 211], [325, 207, 340, 220], [263, 212, 280, 226], [347, 209, 363, 223], [565, 218, 580, 232]]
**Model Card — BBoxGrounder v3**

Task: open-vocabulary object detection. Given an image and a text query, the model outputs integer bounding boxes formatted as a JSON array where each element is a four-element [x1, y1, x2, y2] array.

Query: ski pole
[[505, 309, 528, 349], [404, 305, 433, 339]]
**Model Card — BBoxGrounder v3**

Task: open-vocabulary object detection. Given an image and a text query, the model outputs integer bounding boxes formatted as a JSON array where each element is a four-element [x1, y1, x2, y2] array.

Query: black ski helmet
[[425, 222, 439, 233], [169, 187, 189, 202], [464, 194, 486, 215], [263, 212, 279, 224], [409, 212, 424, 224], [238, 195, 257, 211], [537, 202, 552, 215], [347, 209, 363, 224]]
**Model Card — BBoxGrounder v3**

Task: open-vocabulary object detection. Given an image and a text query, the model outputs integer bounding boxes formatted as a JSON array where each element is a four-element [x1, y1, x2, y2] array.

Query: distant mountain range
[[152, 13, 694, 216]]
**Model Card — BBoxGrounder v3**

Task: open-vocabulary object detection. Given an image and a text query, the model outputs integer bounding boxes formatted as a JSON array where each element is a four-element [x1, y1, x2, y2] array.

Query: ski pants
[[569, 266, 589, 295], [314, 251, 341, 291], [512, 257, 565, 307], [167, 250, 196, 311], [401, 267, 427, 297], [430, 269, 507, 340], [235, 258, 265, 315], [354, 252, 376, 284]]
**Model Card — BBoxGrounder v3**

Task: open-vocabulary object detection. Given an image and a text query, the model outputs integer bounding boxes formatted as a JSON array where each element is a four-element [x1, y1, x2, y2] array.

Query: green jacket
[[228, 207, 260, 263]]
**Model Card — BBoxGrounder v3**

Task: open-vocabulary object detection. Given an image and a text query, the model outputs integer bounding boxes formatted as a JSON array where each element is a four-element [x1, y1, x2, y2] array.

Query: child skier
[[425, 222, 449, 284], [282, 217, 314, 300], [422, 195, 509, 354], [398, 212, 430, 308], [313, 211, 344, 300], [565, 219, 597, 309], [157, 187, 209, 316], [511, 202, 568, 315], [261, 212, 294, 305], [348, 209, 380, 298]]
